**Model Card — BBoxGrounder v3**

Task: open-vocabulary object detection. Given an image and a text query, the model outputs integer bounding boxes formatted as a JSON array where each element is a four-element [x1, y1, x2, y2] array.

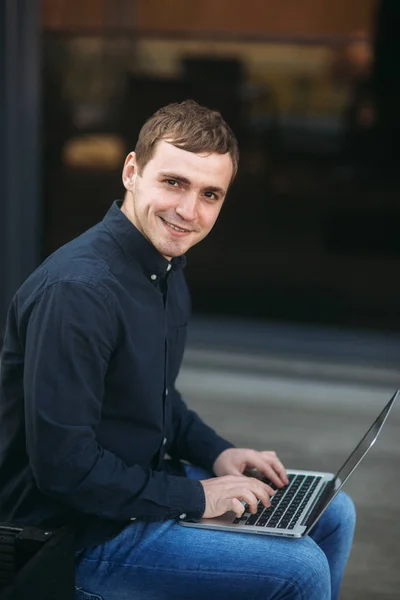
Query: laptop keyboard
[[233, 473, 322, 530]]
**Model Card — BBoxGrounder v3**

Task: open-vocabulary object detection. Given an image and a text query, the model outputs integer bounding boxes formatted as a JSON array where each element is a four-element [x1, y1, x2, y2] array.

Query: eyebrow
[[159, 172, 226, 197]]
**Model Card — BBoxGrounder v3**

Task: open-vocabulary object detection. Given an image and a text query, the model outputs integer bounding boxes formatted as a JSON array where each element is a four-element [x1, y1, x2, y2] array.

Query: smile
[[161, 218, 191, 234]]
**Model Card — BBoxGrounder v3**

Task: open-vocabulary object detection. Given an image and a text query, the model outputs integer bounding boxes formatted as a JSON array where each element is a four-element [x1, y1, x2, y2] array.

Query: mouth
[[160, 217, 192, 236]]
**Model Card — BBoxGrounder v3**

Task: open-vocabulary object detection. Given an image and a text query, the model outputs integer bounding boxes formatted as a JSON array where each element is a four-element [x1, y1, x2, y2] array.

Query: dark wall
[[0, 0, 41, 337]]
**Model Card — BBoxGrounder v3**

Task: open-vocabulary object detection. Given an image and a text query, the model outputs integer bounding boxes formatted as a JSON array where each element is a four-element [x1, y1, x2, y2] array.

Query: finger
[[231, 498, 246, 518], [259, 463, 288, 488], [260, 453, 289, 485], [227, 476, 274, 507], [252, 453, 289, 486], [237, 489, 259, 514], [239, 452, 283, 486], [245, 480, 273, 509], [222, 475, 275, 507]]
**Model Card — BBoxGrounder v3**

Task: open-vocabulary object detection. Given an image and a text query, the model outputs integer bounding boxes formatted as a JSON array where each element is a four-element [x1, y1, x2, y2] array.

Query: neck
[[121, 192, 136, 226]]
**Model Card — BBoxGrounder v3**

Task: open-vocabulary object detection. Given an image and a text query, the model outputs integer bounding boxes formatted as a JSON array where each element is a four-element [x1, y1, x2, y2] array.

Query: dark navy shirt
[[0, 201, 233, 549]]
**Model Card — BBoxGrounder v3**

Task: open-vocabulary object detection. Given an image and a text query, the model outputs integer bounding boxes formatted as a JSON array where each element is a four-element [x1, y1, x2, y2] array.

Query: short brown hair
[[134, 99, 239, 182]]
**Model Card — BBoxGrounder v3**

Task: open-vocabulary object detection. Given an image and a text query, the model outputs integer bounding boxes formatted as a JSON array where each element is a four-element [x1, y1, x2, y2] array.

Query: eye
[[204, 191, 217, 200], [165, 179, 179, 187]]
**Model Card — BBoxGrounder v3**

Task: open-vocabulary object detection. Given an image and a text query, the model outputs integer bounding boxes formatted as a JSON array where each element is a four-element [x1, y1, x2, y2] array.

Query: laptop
[[179, 390, 398, 538]]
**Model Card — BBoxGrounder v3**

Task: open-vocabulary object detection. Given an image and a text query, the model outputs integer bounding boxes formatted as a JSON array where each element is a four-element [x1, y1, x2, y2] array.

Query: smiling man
[[121, 138, 232, 259], [0, 101, 355, 600]]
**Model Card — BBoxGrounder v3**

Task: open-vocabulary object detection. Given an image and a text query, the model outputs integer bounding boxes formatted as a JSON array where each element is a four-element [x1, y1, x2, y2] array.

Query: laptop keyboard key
[[245, 513, 259, 525], [236, 474, 323, 531]]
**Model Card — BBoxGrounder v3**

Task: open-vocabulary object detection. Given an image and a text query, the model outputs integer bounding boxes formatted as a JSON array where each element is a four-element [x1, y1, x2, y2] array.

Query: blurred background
[[1, 1, 400, 598], [2, 0, 400, 330]]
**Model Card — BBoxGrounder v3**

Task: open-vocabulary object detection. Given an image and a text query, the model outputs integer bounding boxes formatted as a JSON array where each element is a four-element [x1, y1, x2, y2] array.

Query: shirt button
[[163, 437, 167, 445], [130, 517, 136, 521], [167, 264, 172, 271], [179, 513, 187, 520], [150, 274, 157, 281], [165, 388, 169, 396]]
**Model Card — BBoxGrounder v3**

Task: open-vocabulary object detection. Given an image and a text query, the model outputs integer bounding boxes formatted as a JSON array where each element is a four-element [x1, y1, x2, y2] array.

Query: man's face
[[122, 140, 233, 260]]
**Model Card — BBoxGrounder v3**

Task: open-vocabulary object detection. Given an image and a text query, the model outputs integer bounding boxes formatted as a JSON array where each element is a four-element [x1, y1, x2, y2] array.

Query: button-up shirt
[[0, 201, 233, 549]]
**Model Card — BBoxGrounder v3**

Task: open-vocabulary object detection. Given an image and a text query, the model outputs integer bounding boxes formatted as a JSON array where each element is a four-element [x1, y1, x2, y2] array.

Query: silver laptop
[[179, 390, 398, 538]]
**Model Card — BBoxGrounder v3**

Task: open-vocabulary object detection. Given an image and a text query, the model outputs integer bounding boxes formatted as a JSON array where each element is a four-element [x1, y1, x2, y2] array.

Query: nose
[[175, 192, 198, 222]]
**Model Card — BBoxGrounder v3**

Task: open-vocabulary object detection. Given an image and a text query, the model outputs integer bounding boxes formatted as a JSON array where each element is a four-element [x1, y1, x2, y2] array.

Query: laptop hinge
[[302, 480, 335, 528]]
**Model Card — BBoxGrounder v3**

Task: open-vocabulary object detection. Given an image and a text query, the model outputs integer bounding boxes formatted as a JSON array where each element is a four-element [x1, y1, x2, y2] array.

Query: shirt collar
[[103, 200, 186, 281]]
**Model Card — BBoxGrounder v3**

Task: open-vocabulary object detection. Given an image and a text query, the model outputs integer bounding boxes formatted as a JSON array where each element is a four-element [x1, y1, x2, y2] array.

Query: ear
[[122, 152, 138, 192]]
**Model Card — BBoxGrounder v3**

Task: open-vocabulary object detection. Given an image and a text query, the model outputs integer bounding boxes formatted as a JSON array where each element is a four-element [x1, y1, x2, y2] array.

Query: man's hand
[[213, 448, 289, 489], [200, 475, 276, 519]]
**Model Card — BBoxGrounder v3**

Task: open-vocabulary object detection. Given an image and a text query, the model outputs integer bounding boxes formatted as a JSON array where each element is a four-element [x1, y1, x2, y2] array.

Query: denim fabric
[[75, 464, 355, 600]]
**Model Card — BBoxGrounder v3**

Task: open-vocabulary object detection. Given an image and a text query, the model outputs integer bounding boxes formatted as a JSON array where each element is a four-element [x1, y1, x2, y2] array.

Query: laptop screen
[[333, 390, 397, 487], [306, 390, 398, 533]]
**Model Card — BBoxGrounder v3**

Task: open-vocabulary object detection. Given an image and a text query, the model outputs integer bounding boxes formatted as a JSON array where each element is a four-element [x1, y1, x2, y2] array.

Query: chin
[[155, 234, 200, 258], [163, 248, 186, 259], [154, 242, 184, 259]]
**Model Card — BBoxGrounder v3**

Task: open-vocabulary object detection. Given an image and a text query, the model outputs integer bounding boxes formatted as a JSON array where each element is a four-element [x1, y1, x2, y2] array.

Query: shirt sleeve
[[23, 281, 205, 521], [168, 385, 235, 473]]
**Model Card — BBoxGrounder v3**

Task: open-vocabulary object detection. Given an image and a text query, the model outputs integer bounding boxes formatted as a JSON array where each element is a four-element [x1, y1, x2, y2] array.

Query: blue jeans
[[75, 465, 355, 600]]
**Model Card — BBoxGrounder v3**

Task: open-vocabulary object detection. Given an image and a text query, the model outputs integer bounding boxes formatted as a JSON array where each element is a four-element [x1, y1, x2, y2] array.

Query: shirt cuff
[[167, 474, 206, 518], [200, 438, 236, 474]]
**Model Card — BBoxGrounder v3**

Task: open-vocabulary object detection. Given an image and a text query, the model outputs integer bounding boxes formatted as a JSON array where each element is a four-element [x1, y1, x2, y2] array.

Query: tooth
[[167, 221, 185, 232]]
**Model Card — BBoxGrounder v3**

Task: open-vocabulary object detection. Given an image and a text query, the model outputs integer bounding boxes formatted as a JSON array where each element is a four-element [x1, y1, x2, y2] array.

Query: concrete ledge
[[178, 356, 396, 412], [182, 347, 400, 389]]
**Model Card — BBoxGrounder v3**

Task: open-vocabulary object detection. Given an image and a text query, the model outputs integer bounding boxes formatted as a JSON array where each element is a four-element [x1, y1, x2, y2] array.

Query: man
[[0, 100, 355, 599]]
